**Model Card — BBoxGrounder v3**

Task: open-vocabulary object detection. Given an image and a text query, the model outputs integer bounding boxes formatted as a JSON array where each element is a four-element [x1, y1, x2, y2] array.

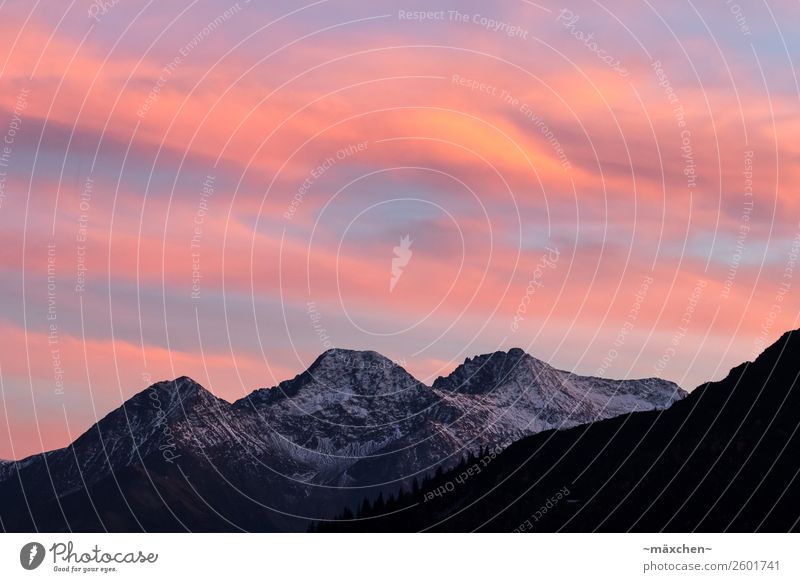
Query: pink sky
[[1, 0, 799, 459]]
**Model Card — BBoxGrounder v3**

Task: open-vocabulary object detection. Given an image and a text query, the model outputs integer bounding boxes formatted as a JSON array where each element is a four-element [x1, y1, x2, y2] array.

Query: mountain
[[232, 349, 441, 485], [318, 330, 800, 532], [432, 347, 680, 445], [0, 347, 683, 532], [0, 460, 11, 481]]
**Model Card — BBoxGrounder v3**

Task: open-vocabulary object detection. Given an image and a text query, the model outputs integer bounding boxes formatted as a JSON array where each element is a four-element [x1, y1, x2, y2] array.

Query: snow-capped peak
[[0, 347, 686, 517], [433, 348, 551, 395]]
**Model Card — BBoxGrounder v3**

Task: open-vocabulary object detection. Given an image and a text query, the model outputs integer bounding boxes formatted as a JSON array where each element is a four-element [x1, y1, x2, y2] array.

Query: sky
[[1, 0, 799, 459]]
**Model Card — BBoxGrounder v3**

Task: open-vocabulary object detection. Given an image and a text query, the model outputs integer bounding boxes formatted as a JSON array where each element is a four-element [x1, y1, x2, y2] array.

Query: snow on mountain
[[232, 349, 439, 481], [0, 348, 685, 517], [0, 377, 237, 498], [431, 348, 685, 446]]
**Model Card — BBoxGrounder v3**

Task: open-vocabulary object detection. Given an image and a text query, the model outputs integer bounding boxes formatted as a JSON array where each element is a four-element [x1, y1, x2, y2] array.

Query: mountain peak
[[237, 348, 420, 407], [148, 375, 210, 398], [464, 347, 530, 360], [434, 348, 544, 394], [118, 376, 220, 421], [301, 348, 411, 378], [314, 348, 400, 369]]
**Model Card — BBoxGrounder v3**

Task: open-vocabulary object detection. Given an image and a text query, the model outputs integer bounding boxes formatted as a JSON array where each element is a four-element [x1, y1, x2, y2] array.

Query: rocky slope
[[0, 347, 684, 531], [320, 331, 800, 532]]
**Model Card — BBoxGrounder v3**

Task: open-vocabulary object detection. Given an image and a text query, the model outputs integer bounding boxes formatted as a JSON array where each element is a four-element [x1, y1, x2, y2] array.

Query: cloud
[[0, 1, 798, 458]]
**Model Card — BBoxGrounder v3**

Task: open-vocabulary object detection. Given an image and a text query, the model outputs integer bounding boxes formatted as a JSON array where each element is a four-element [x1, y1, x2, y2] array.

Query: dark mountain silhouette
[[317, 330, 800, 532], [0, 348, 681, 532]]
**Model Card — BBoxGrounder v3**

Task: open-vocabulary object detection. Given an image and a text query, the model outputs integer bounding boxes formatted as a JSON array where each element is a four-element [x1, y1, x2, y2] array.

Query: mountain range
[[0, 347, 683, 532], [318, 330, 800, 532]]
